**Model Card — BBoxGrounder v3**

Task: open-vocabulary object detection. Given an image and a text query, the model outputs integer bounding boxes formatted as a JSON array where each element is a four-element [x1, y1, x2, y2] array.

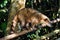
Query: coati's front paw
[[30, 27, 35, 30]]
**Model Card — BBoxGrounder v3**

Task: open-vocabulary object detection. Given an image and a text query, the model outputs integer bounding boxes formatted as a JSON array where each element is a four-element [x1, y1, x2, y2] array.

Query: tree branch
[[0, 18, 60, 40], [0, 28, 37, 40]]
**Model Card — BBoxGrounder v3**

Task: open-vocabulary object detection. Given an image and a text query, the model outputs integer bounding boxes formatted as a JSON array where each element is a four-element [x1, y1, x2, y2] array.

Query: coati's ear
[[44, 18, 50, 22]]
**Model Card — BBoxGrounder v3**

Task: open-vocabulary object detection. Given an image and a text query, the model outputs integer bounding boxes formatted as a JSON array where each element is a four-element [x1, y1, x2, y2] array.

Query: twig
[[0, 8, 8, 12], [50, 18, 60, 23]]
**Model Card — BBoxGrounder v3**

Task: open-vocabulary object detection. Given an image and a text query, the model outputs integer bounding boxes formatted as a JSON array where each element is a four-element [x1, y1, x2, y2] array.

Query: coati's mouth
[[36, 23, 52, 28], [41, 22, 52, 27]]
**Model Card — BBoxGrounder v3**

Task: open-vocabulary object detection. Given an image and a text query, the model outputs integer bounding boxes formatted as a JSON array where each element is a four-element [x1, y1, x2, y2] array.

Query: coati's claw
[[10, 31, 14, 34]]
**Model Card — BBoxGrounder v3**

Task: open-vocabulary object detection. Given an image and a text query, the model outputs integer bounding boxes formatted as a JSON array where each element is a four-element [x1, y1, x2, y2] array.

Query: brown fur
[[12, 8, 51, 33]]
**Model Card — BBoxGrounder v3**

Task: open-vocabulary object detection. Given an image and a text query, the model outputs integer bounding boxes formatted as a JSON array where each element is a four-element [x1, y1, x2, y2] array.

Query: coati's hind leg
[[20, 20, 26, 31], [18, 15, 26, 31]]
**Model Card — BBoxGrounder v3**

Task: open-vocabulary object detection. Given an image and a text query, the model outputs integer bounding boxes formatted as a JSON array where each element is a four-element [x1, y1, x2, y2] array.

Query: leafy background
[[0, 0, 60, 40]]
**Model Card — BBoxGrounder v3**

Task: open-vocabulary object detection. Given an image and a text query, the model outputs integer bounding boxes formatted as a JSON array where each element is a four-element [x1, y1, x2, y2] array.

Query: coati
[[11, 8, 51, 33]]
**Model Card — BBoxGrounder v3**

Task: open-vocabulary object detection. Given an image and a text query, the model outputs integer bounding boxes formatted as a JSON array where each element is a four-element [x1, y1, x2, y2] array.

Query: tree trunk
[[6, 0, 26, 35]]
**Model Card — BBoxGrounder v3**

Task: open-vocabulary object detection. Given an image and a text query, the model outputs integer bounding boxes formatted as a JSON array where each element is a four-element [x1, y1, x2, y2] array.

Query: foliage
[[0, 0, 8, 8], [0, 0, 10, 38], [0, 0, 60, 40]]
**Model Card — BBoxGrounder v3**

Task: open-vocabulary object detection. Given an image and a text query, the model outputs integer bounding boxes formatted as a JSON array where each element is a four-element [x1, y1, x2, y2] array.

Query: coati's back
[[17, 8, 39, 17]]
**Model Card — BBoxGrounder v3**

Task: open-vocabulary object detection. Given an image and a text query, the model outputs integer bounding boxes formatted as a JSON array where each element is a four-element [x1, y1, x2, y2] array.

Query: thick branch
[[0, 28, 37, 40]]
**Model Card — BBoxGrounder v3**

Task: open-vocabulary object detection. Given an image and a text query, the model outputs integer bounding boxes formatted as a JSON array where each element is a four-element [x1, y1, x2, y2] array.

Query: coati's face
[[40, 14, 51, 27], [27, 13, 51, 27]]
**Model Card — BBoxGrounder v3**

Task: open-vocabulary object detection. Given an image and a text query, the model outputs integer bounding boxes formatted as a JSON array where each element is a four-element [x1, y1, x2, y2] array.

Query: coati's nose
[[47, 23, 52, 27], [46, 20, 52, 27], [47, 21, 53, 27]]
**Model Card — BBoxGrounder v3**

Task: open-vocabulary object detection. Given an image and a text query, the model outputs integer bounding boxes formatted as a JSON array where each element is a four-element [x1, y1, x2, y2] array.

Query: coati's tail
[[6, 7, 18, 35]]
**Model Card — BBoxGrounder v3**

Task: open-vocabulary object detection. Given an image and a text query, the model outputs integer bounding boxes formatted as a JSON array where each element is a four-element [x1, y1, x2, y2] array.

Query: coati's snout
[[41, 21, 52, 27], [40, 14, 52, 27]]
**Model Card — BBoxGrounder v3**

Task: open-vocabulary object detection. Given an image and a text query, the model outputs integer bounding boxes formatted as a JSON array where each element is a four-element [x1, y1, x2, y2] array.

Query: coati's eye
[[44, 19, 47, 21]]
